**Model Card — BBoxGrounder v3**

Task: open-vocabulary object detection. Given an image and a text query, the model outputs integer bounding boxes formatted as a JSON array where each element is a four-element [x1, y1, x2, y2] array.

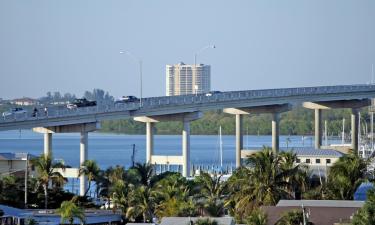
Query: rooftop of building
[[276, 199, 364, 208], [160, 217, 235, 225], [0, 152, 37, 161], [0, 204, 122, 224], [244, 147, 344, 157]]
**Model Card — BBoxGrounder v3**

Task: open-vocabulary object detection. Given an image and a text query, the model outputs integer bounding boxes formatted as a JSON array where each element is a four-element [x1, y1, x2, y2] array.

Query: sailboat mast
[[342, 118, 345, 144], [219, 126, 223, 168]]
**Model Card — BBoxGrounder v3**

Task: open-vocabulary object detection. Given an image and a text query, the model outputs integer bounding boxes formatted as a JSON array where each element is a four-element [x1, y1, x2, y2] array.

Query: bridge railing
[[1, 84, 375, 124]]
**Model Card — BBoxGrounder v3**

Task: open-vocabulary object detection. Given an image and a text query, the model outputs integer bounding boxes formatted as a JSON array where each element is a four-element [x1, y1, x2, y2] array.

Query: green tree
[[154, 173, 197, 218], [351, 188, 375, 225], [56, 200, 85, 225], [194, 172, 228, 216], [326, 152, 367, 200], [78, 160, 100, 197], [275, 210, 304, 225], [31, 154, 65, 209], [194, 218, 218, 225], [226, 147, 307, 222], [246, 209, 268, 225]]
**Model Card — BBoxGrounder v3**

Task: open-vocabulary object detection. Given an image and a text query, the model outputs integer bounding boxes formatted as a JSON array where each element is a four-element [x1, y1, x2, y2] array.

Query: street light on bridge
[[194, 45, 215, 95], [120, 50, 143, 107]]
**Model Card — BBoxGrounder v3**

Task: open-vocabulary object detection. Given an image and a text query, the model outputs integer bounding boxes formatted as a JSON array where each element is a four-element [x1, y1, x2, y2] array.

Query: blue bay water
[[0, 130, 329, 169]]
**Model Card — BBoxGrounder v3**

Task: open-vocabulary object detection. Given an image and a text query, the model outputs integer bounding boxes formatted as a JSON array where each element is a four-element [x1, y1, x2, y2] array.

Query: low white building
[[0, 153, 36, 177]]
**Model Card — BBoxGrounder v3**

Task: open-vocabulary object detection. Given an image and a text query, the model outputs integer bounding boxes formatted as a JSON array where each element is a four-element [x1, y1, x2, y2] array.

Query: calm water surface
[[0, 130, 333, 169]]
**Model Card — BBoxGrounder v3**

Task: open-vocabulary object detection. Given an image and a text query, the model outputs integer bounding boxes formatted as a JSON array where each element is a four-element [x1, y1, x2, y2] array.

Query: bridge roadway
[[1, 84, 375, 131]]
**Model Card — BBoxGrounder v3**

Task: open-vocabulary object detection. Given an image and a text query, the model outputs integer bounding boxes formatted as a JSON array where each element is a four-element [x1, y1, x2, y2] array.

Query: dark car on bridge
[[115, 96, 139, 105], [67, 98, 97, 109]]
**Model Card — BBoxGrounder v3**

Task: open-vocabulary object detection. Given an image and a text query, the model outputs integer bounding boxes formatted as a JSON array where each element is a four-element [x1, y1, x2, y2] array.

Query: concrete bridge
[[1, 84, 374, 195]]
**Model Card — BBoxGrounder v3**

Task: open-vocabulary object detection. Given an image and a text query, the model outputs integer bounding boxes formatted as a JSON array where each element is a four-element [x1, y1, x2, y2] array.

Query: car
[[2, 108, 27, 117], [205, 91, 222, 97], [67, 98, 97, 109], [115, 96, 139, 104]]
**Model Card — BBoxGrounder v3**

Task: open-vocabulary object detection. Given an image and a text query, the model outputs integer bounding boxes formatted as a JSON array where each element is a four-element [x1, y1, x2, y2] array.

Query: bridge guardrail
[[1, 84, 375, 124]]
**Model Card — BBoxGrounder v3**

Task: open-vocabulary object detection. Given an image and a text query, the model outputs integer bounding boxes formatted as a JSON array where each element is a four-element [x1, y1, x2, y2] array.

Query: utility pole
[[131, 144, 136, 167]]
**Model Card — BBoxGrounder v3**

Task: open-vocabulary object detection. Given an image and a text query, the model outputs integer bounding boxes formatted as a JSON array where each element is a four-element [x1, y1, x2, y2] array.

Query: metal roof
[[160, 217, 235, 225], [276, 200, 365, 208], [281, 148, 344, 157]]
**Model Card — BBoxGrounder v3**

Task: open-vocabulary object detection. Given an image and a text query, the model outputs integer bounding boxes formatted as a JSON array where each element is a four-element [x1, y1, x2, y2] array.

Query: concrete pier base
[[44, 133, 52, 156], [146, 122, 154, 163], [315, 109, 322, 149], [134, 112, 202, 177], [80, 132, 88, 196], [272, 113, 280, 152], [182, 121, 190, 177], [351, 109, 359, 152], [235, 114, 243, 167]]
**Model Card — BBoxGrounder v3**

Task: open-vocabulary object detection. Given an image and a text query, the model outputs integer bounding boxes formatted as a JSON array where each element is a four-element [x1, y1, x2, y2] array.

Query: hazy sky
[[0, 0, 374, 99]]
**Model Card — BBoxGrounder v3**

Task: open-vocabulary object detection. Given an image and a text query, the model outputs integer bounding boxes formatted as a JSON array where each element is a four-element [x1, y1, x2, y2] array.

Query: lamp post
[[194, 45, 215, 94], [120, 50, 143, 107]]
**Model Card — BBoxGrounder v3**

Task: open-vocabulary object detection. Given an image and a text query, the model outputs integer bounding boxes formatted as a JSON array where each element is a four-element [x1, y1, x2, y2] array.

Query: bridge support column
[[182, 121, 190, 177], [315, 109, 322, 149], [272, 113, 279, 152], [235, 114, 243, 167], [146, 122, 154, 164], [44, 133, 52, 156], [351, 109, 359, 152], [80, 131, 88, 196]]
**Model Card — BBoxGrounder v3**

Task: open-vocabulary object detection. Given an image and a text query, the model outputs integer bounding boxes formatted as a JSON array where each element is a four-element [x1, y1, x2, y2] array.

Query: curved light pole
[[120, 50, 143, 107], [194, 45, 215, 94]]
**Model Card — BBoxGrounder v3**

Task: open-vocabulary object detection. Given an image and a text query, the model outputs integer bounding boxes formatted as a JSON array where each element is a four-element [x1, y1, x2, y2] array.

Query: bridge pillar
[[146, 122, 154, 164], [315, 109, 322, 149], [80, 131, 88, 196], [235, 114, 243, 167], [303, 99, 370, 151], [272, 113, 280, 152], [182, 121, 190, 177], [33, 122, 99, 197], [224, 104, 291, 166], [43, 133, 52, 156], [351, 109, 359, 152], [134, 112, 202, 177]]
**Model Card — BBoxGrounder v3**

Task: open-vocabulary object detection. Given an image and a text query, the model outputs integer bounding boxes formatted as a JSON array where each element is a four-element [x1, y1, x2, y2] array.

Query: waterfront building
[[166, 62, 211, 96], [10, 97, 39, 106], [0, 153, 36, 177]]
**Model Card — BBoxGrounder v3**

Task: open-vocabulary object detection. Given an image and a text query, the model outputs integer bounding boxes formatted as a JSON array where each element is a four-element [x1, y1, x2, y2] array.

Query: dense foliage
[[0, 148, 373, 224]]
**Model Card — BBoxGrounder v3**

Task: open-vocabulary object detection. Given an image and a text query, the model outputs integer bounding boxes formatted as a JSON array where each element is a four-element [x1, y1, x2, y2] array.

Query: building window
[[326, 159, 331, 164], [305, 159, 311, 164], [316, 159, 321, 164], [296, 158, 301, 163]]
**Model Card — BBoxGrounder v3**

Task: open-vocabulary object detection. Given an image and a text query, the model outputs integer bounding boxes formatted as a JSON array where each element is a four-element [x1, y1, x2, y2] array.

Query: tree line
[[101, 107, 370, 136], [1, 148, 374, 224]]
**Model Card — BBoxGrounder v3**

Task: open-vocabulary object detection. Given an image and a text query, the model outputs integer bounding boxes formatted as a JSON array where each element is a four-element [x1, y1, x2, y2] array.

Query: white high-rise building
[[166, 62, 211, 96]]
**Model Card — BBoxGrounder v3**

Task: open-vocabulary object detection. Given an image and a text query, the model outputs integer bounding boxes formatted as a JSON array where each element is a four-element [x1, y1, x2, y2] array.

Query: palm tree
[[126, 185, 156, 222], [31, 154, 65, 209], [326, 152, 367, 200], [246, 209, 268, 225], [56, 200, 85, 225], [133, 163, 154, 187], [78, 160, 100, 197], [153, 173, 196, 218], [226, 147, 307, 222], [245, 147, 304, 205], [194, 172, 228, 216]]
